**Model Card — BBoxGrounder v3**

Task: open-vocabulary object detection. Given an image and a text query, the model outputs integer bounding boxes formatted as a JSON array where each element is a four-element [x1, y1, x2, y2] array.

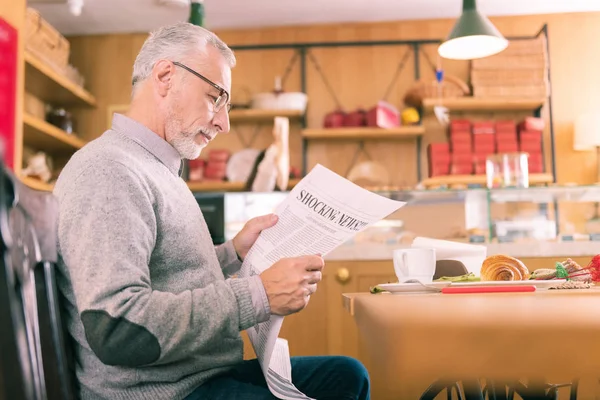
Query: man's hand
[[232, 214, 278, 260], [260, 255, 324, 316]]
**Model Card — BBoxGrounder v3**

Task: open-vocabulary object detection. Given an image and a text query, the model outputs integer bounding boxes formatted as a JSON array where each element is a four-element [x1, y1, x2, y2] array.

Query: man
[[54, 22, 370, 400]]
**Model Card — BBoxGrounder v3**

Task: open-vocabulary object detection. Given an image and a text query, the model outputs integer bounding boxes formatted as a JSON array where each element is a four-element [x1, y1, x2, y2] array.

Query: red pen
[[442, 285, 536, 294]]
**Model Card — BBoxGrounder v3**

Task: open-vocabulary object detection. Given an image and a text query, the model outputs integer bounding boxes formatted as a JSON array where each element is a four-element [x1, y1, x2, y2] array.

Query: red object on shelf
[[496, 133, 518, 144], [472, 121, 495, 134], [474, 163, 487, 175], [520, 130, 543, 142], [473, 147, 496, 155], [450, 162, 473, 175], [323, 109, 346, 128], [520, 141, 542, 153], [495, 120, 517, 132], [208, 149, 230, 162], [427, 143, 451, 177], [497, 144, 519, 153], [366, 101, 400, 128], [0, 18, 18, 170], [519, 116, 545, 132], [451, 142, 473, 154], [450, 119, 471, 131], [429, 162, 451, 177], [343, 108, 367, 127], [451, 153, 474, 163], [441, 285, 536, 294]]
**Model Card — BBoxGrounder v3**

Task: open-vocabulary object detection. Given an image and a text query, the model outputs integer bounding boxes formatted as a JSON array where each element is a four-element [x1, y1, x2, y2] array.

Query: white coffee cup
[[393, 248, 436, 283]]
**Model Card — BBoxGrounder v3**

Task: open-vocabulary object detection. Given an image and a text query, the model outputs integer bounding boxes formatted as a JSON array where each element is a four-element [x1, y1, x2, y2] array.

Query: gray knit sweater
[[54, 114, 270, 400]]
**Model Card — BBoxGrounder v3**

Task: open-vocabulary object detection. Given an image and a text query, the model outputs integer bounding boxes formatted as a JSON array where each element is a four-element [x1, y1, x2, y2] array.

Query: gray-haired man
[[54, 22, 370, 400]]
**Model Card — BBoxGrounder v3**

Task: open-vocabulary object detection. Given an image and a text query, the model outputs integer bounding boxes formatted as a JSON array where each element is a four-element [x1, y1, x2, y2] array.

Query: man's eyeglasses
[[172, 61, 231, 113]]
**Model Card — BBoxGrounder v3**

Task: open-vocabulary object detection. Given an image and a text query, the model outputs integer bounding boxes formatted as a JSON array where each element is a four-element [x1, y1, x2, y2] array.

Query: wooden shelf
[[229, 108, 304, 123], [20, 176, 54, 192], [422, 97, 546, 111], [24, 51, 96, 107], [188, 178, 301, 192], [23, 113, 87, 153], [302, 126, 424, 140], [421, 173, 554, 188]]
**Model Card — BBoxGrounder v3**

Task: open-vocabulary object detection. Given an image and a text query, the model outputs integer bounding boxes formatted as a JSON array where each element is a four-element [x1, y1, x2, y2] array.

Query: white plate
[[377, 281, 451, 293], [450, 279, 566, 289]]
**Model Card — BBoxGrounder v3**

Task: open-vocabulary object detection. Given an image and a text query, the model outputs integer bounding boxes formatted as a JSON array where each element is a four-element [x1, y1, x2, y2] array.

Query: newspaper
[[237, 164, 405, 399]]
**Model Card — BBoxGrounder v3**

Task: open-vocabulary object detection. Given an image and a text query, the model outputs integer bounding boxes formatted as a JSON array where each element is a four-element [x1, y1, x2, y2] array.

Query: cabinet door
[[242, 260, 397, 363]]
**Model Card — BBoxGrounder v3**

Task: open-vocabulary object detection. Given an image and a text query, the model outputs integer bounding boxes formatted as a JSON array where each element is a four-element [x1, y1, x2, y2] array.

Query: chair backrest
[[0, 164, 77, 400]]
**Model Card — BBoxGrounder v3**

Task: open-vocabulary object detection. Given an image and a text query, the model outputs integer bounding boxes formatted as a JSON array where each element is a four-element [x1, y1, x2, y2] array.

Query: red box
[[474, 163, 487, 174], [473, 144, 496, 155], [428, 143, 450, 153], [451, 153, 474, 163], [495, 120, 517, 131], [527, 156, 544, 173], [450, 119, 471, 131], [450, 162, 473, 175], [429, 162, 451, 177], [208, 149, 230, 163], [451, 142, 472, 153], [520, 141, 542, 153], [519, 130, 543, 142], [472, 121, 495, 134], [473, 135, 496, 147], [497, 143, 519, 153], [449, 130, 472, 140], [519, 116, 545, 132], [496, 133, 518, 143], [366, 101, 400, 128]]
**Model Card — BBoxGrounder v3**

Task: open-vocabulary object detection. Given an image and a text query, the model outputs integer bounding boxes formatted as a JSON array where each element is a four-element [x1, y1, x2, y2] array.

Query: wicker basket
[[473, 85, 549, 98], [471, 69, 547, 86], [25, 7, 70, 69], [403, 75, 470, 108]]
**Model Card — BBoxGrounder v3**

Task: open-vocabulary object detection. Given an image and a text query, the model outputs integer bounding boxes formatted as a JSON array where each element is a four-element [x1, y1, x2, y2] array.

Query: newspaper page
[[237, 164, 406, 399]]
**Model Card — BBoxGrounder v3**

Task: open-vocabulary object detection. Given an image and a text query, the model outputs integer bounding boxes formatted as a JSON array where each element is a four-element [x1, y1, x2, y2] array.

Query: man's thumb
[[248, 214, 278, 232]]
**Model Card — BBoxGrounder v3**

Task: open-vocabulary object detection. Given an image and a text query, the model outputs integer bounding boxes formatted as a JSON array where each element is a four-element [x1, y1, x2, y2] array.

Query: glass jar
[[486, 152, 529, 189]]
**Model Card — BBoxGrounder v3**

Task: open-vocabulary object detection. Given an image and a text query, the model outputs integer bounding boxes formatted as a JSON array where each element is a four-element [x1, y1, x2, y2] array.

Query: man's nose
[[212, 107, 230, 134]]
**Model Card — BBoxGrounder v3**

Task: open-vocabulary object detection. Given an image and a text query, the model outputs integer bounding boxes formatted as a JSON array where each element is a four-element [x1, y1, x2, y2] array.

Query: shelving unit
[[422, 97, 546, 112], [421, 173, 554, 189], [302, 126, 424, 140], [187, 178, 301, 193], [229, 108, 304, 123], [23, 113, 87, 152], [24, 51, 96, 107]]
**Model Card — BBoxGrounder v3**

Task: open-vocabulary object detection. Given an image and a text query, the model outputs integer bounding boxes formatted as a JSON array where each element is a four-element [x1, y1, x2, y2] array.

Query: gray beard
[[170, 133, 203, 160]]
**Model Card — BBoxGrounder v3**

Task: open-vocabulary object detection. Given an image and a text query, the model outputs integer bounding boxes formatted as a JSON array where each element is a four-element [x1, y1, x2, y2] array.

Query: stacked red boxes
[[472, 121, 495, 174], [448, 120, 473, 175], [427, 143, 450, 177], [203, 149, 230, 181], [518, 117, 544, 173], [495, 120, 519, 154]]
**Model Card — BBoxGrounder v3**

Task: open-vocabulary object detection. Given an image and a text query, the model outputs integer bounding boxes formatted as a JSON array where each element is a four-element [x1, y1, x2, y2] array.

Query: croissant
[[480, 255, 530, 281]]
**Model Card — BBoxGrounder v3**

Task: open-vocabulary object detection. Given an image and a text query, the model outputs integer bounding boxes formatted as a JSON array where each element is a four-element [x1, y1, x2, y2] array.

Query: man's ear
[[152, 60, 174, 97]]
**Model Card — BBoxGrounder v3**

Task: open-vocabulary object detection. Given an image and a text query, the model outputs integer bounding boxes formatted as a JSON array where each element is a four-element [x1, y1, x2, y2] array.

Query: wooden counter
[[343, 289, 600, 399]]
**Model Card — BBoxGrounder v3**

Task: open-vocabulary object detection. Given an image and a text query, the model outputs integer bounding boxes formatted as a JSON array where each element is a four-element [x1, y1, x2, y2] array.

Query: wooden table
[[343, 289, 600, 399]]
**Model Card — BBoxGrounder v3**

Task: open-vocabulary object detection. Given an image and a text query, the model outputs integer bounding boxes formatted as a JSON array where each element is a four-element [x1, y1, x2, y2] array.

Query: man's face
[[164, 47, 232, 160]]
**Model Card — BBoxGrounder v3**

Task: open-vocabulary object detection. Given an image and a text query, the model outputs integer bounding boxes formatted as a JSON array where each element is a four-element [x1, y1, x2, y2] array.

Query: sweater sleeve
[[56, 162, 258, 368], [214, 240, 242, 276]]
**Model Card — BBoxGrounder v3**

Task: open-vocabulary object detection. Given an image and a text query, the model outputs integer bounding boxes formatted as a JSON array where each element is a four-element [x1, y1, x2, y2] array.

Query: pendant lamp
[[189, 0, 205, 27], [438, 0, 508, 60]]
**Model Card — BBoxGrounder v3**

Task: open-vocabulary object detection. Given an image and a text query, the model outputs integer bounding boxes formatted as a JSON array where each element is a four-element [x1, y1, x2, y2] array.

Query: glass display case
[[194, 184, 600, 247]]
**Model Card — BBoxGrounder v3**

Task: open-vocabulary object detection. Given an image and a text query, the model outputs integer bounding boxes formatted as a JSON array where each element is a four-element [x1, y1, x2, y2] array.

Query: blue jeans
[[184, 355, 370, 400]]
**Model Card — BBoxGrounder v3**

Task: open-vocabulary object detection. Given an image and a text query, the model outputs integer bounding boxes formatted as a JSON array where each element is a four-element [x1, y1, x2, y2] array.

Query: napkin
[[411, 237, 487, 276]]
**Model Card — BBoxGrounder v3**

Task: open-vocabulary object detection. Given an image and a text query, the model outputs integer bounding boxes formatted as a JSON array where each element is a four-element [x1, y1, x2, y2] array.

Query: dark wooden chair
[[0, 162, 78, 400]]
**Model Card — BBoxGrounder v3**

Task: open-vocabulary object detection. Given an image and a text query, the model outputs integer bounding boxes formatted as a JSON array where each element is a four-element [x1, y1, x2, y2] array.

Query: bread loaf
[[480, 255, 530, 281]]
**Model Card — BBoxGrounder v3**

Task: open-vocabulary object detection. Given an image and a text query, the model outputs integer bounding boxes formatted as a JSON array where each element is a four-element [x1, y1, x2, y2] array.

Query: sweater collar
[[111, 113, 183, 176]]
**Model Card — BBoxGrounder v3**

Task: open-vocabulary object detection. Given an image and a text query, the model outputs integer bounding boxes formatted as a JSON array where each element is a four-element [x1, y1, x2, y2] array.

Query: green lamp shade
[[438, 7, 508, 60]]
